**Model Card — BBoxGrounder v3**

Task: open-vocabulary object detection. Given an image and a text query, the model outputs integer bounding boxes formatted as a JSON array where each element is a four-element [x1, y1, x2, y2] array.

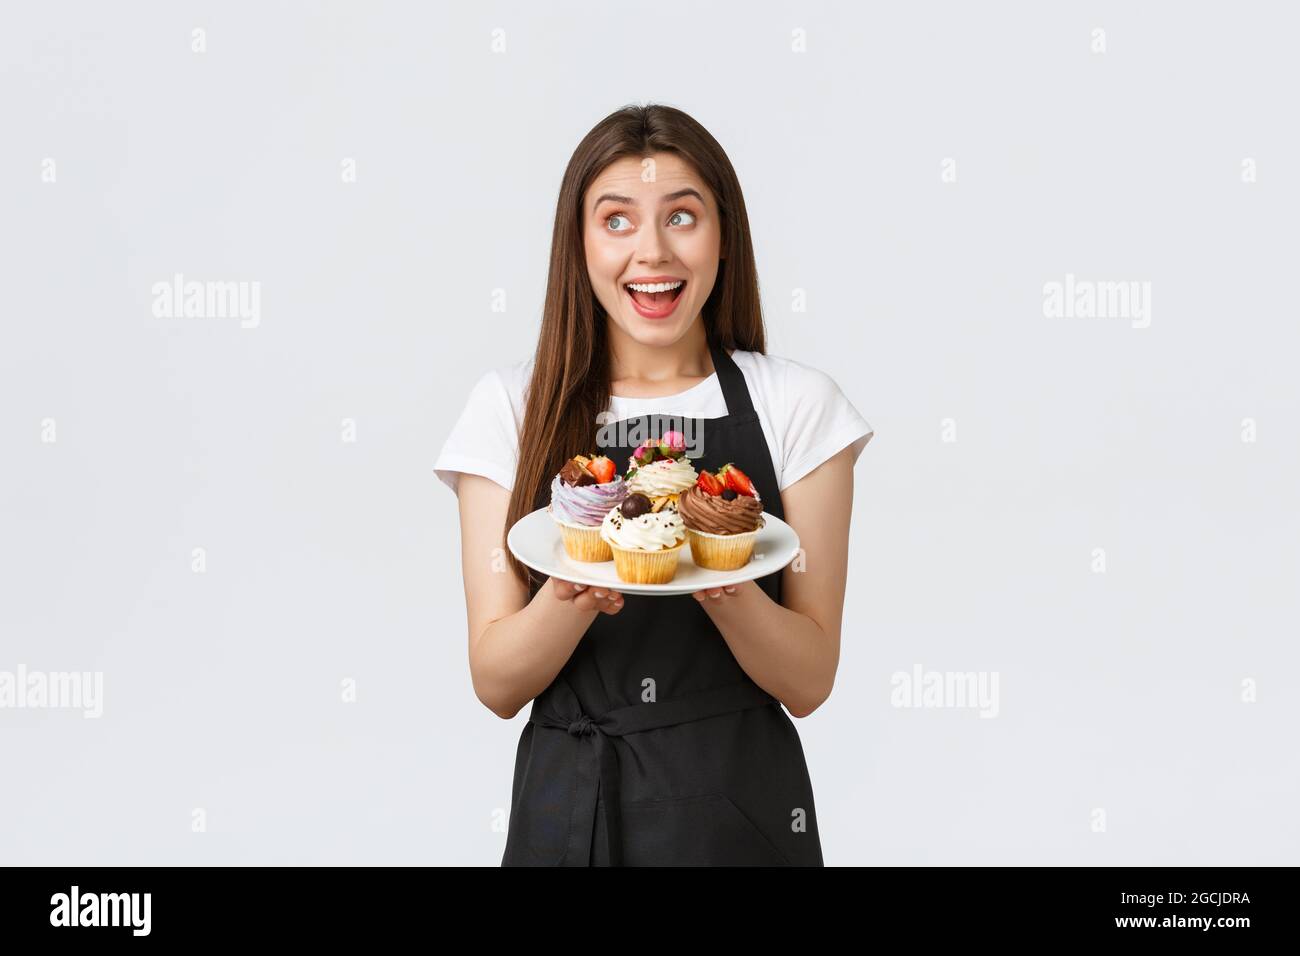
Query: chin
[[626, 322, 688, 348]]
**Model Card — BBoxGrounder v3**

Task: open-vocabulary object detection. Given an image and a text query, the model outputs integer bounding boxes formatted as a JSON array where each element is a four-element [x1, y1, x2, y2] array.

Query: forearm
[[701, 580, 838, 716], [470, 578, 598, 718]]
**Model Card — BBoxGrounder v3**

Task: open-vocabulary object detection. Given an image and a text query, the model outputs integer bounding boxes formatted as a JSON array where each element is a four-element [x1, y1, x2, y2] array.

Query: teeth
[[626, 280, 684, 293]]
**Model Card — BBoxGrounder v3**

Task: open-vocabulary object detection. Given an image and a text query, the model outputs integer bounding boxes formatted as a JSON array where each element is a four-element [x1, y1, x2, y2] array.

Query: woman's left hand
[[692, 584, 739, 603]]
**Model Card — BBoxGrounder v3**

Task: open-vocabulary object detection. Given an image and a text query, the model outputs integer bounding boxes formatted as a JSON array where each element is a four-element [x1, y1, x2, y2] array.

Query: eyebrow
[[592, 187, 705, 210]]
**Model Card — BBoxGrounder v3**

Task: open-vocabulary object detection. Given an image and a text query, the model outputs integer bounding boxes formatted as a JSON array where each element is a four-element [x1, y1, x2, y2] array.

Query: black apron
[[502, 343, 824, 866]]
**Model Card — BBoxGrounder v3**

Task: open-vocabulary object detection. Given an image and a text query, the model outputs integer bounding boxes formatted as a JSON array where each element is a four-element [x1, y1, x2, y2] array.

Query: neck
[[607, 319, 714, 386]]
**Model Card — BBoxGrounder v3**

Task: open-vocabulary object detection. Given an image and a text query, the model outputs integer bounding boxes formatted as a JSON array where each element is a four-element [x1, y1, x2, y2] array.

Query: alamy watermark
[[1043, 273, 1151, 329], [595, 413, 705, 458], [50, 886, 150, 936], [891, 664, 999, 718], [0, 665, 103, 718], [152, 272, 261, 328]]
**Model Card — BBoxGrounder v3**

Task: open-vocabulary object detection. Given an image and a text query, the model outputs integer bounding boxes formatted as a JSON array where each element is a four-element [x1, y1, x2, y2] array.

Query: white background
[[2, 1, 1296, 865]]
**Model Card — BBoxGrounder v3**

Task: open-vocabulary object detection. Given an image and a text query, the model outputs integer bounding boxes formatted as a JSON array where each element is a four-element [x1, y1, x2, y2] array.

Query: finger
[[574, 587, 619, 613], [553, 579, 586, 601], [601, 594, 625, 615], [590, 587, 621, 612], [571, 589, 599, 611]]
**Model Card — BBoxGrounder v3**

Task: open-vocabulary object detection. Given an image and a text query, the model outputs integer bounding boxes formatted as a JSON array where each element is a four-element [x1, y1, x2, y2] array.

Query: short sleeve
[[433, 368, 520, 495], [778, 359, 874, 490]]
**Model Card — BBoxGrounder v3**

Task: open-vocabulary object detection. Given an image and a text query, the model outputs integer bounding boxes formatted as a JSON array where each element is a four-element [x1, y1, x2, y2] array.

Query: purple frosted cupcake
[[548, 454, 628, 561]]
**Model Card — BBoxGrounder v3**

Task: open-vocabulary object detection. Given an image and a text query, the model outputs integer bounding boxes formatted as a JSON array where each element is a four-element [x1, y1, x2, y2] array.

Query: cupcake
[[624, 430, 697, 511], [548, 453, 627, 561], [599, 492, 687, 584], [678, 463, 765, 571]]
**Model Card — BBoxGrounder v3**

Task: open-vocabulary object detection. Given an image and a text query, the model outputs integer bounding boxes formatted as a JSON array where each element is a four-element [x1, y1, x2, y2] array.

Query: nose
[[635, 219, 669, 265]]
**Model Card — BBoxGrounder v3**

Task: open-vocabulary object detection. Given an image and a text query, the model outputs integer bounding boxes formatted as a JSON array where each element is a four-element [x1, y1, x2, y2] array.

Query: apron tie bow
[[567, 715, 595, 737], [527, 679, 779, 865]]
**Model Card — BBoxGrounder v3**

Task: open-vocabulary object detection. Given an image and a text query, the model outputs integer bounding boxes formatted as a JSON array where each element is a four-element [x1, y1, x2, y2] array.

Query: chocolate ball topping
[[620, 492, 653, 519]]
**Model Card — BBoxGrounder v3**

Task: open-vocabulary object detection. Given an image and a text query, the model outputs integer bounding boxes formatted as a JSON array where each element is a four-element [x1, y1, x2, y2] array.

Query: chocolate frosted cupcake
[[678, 463, 765, 571]]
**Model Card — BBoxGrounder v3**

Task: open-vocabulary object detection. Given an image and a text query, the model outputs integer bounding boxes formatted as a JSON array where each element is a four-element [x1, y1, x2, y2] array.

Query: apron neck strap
[[709, 342, 755, 418]]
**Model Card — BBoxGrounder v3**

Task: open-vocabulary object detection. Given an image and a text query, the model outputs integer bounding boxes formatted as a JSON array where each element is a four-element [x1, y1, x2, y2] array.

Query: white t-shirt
[[433, 349, 874, 496]]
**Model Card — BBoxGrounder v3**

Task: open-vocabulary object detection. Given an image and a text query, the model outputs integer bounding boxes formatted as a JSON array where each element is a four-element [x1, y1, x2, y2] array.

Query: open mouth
[[624, 279, 686, 318]]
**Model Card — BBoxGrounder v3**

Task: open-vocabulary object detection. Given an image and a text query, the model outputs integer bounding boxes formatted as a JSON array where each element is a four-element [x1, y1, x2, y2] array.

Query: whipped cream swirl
[[599, 504, 685, 551], [625, 456, 698, 497]]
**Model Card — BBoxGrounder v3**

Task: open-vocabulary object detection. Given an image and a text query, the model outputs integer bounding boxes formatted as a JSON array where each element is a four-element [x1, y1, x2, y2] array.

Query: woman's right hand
[[551, 578, 625, 615]]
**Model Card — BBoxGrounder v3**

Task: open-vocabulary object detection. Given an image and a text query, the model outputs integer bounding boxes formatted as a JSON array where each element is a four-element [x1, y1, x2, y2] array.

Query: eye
[[606, 213, 633, 233], [669, 209, 696, 227]]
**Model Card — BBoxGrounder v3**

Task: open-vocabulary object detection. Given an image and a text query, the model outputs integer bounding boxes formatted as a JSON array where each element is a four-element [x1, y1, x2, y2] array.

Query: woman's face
[[583, 153, 722, 348]]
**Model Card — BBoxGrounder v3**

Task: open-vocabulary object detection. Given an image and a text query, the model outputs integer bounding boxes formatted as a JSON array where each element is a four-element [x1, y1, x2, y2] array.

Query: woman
[[434, 104, 873, 866]]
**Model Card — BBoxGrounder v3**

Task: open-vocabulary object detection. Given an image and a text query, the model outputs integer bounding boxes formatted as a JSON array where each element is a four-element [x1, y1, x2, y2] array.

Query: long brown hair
[[505, 103, 769, 594]]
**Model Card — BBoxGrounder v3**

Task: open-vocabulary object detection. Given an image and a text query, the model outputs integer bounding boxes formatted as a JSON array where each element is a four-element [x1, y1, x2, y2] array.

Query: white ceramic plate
[[506, 506, 801, 596]]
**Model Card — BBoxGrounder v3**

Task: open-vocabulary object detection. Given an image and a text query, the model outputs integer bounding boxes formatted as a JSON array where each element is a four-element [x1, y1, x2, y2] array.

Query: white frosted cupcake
[[624, 431, 697, 510], [599, 492, 686, 584]]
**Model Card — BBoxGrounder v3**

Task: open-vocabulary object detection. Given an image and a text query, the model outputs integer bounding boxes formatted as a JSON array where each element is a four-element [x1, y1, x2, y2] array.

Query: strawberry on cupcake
[[677, 462, 765, 570], [548, 453, 627, 562]]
